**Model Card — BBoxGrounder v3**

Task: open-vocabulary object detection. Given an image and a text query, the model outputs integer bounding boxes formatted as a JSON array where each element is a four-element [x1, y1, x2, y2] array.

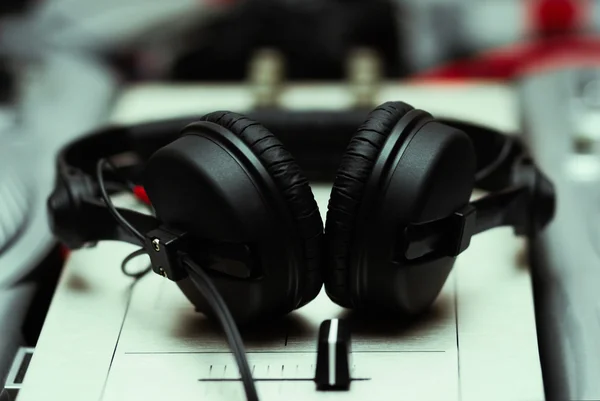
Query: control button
[[314, 319, 351, 390]]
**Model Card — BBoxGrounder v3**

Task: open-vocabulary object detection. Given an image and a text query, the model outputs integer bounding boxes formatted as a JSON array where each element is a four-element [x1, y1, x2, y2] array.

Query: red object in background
[[133, 185, 151, 205], [59, 245, 70, 260], [530, 0, 587, 35], [58, 186, 150, 261], [413, 35, 600, 81], [414, 0, 597, 82]]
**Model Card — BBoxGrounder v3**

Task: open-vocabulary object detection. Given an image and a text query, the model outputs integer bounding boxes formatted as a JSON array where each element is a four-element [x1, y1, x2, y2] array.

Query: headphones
[[47, 101, 556, 325]]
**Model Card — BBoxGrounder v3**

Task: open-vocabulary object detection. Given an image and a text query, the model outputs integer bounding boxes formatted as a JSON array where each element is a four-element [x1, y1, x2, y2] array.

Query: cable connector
[[144, 226, 189, 281]]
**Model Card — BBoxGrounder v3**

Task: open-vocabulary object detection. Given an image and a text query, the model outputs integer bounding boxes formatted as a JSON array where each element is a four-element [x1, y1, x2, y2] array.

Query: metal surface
[[519, 68, 600, 401]]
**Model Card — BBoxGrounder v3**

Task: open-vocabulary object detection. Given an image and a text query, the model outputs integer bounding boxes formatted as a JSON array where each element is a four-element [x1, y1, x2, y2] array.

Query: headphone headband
[[50, 107, 554, 256], [57, 109, 523, 190]]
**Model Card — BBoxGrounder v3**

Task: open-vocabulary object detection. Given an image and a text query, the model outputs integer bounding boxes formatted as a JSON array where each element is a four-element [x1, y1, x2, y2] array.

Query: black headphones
[[47, 101, 555, 325]]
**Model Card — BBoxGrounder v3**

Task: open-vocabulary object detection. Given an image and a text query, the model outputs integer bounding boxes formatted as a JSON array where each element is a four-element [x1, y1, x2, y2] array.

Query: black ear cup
[[199, 111, 324, 305], [325, 102, 477, 316], [324, 101, 414, 307]]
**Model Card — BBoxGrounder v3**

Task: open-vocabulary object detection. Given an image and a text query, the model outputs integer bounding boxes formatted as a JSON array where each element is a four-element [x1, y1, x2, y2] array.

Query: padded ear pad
[[199, 111, 324, 306], [324, 101, 414, 307]]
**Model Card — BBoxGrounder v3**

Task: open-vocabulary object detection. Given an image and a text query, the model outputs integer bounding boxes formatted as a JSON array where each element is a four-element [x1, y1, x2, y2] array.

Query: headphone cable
[[96, 159, 145, 244], [96, 157, 259, 401], [182, 255, 259, 401], [121, 248, 152, 279]]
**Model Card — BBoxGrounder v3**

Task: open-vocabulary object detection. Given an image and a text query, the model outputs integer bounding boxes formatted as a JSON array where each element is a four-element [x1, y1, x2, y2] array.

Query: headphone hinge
[[402, 205, 477, 261], [512, 157, 555, 236], [47, 168, 96, 249], [448, 205, 477, 257]]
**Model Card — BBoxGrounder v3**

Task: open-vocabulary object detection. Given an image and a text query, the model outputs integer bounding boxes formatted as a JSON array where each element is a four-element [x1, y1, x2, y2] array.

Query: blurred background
[[1, 0, 600, 400]]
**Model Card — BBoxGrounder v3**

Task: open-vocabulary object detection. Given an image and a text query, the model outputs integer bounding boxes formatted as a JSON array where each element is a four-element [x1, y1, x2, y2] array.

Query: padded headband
[[56, 109, 525, 192]]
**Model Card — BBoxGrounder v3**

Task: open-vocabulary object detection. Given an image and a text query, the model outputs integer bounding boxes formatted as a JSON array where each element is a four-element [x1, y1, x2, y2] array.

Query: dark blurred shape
[[20, 246, 64, 346], [0, 0, 31, 15], [0, 0, 27, 103], [0, 60, 14, 103], [171, 0, 402, 81]]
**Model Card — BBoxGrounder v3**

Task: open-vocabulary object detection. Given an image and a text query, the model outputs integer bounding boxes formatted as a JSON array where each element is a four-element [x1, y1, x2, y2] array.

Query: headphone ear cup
[[324, 101, 414, 308], [200, 111, 324, 306]]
